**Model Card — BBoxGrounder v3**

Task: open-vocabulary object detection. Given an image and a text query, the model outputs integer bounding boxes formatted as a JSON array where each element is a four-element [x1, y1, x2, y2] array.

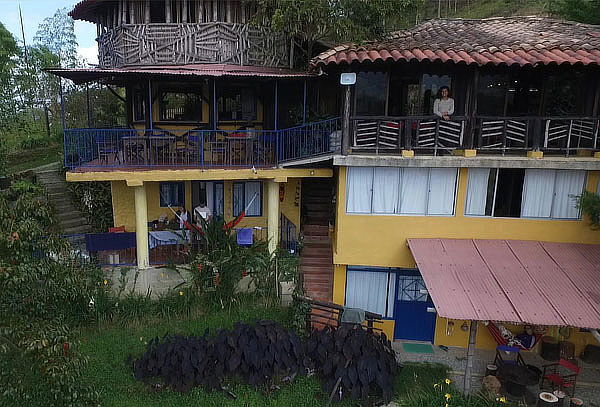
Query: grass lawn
[[6, 142, 62, 174], [76, 302, 450, 407]]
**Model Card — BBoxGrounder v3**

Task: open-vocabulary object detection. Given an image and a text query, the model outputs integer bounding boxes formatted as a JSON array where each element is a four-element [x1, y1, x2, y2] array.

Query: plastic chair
[[494, 345, 525, 367], [236, 228, 253, 246], [541, 358, 581, 397]]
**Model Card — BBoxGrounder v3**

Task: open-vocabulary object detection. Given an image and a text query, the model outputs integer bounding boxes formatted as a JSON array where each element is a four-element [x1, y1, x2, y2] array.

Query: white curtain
[[386, 273, 396, 318], [205, 182, 213, 213], [372, 167, 400, 213], [345, 270, 389, 316], [346, 167, 373, 213], [427, 168, 457, 215], [521, 169, 556, 218], [214, 183, 224, 217], [552, 170, 585, 219], [245, 181, 261, 216], [465, 168, 491, 216], [399, 168, 429, 214]]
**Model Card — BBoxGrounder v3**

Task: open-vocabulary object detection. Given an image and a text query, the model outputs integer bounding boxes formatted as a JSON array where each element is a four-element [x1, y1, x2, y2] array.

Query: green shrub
[[66, 180, 113, 233], [576, 190, 600, 229]]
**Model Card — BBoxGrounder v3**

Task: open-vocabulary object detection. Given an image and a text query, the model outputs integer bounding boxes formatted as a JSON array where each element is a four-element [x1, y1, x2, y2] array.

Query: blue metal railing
[[63, 118, 341, 169]]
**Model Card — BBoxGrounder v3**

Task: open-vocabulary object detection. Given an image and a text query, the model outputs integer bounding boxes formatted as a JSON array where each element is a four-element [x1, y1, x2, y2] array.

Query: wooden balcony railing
[[350, 115, 600, 156], [98, 22, 289, 68]]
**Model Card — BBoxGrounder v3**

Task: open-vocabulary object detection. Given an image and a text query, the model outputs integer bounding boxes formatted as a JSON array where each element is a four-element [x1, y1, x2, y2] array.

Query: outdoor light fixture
[[340, 73, 356, 85]]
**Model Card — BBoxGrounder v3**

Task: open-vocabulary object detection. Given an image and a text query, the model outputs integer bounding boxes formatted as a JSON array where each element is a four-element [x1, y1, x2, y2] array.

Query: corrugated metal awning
[[46, 64, 315, 84], [408, 238, 600, 329]]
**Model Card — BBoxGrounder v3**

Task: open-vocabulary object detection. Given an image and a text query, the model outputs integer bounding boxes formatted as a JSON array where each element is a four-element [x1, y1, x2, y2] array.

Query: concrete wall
[[332, 166, 600, 349]]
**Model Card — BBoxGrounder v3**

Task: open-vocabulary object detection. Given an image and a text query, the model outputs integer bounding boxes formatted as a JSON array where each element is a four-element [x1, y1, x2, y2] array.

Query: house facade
[[53, 6, 600, 352]]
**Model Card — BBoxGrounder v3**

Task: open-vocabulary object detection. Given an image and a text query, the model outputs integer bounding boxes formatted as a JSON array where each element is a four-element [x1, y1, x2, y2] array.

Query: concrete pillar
[[133, 183, 149, 269], [267, 180, 280, 254]]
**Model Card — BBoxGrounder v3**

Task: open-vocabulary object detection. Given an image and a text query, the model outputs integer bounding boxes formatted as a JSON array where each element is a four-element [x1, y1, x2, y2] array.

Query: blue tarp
[[236, 228, 253, 246], [85, 232, 136, 252]]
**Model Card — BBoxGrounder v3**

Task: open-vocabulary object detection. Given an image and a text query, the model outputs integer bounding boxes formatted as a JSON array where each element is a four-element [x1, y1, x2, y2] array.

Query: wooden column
[[165, 0, 171, 23], [144, 0, 150, 23], [341, 85, 351, 155], [274, 80, 279, 130], [147, 79, 154, 130], [86, 83, 92, 128], [197, 0, 204, 23], [129, 0, 135, 24], [463, 321, 477, 394], [225, 0, 232, 22], [302, 79, 307, 124], [212, 0, 218, 21], [212, 79, 217, 130], [182, 0, 188, 22]]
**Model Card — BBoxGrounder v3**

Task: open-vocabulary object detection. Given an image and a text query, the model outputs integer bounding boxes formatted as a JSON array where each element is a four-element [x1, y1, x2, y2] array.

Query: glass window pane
[[218, 86, 256, 122], [398, 275, 427, 302], [493, 169, 525, 218], [355, 72, 388, 115], [427, 168, 457, 215], [345, 270, 389, 316], [399, 168, 428, 214], [421, 74, 452, 115], [245, 182, 261, 216], [214, 183, 224, 217], [346, 167, 374, 213], [233, 183, 244, 216], [477, 74, 509, 116]]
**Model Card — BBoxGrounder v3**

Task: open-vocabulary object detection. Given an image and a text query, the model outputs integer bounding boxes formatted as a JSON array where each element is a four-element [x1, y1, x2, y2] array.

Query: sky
[[0, 0, 98, 64]]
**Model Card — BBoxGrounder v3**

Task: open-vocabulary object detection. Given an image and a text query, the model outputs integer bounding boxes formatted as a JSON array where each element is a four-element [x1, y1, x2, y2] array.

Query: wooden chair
[[540, 358, 580, 397], [494, 345, 526, 367]]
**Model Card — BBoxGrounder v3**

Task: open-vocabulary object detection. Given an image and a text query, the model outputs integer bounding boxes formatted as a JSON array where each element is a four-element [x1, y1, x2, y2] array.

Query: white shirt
[[433, 98, 455, 118], [179, 211, 189, 229], [194, 205, 212, 223]]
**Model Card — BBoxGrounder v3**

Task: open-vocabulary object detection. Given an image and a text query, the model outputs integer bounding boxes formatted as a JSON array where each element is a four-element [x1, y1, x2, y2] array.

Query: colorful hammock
[[486, 321, 542, 351]]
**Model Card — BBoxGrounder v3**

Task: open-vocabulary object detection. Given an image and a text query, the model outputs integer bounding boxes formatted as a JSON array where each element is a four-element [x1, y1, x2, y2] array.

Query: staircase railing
[[279, 214, 298, 253]]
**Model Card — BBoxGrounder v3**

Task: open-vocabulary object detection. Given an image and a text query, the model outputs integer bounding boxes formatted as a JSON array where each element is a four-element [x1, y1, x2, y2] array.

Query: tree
[[254, 0, 416, 65], [0, 22, 20, 125], [551, 0, 600, 25], [33, 7, 79, 67]]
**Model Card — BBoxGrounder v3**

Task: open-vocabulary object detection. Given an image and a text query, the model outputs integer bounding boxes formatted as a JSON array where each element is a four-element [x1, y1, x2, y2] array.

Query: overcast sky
[[1, 0, 98, 64]]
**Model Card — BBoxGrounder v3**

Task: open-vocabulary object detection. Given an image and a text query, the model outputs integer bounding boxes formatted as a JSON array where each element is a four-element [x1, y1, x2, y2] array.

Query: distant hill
[[403, 0, 548, 26]]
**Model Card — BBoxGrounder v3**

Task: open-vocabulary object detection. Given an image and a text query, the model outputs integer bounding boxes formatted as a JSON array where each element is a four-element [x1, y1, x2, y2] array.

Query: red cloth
[[486, 322, 542, 351]]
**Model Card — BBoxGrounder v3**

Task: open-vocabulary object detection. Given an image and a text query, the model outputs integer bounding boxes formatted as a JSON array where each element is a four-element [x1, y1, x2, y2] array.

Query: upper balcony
[[70, 0, 289, 69]]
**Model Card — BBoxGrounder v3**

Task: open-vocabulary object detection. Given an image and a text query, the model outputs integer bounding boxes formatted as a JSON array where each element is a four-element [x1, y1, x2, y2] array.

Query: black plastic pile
[[306, 325, 398, 403], [131, 321, 399, 403], [131, 321, 310, 392]]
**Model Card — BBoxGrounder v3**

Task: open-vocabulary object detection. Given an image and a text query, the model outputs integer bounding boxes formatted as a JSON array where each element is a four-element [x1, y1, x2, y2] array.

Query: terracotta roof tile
[[312, 17, 600, 68]]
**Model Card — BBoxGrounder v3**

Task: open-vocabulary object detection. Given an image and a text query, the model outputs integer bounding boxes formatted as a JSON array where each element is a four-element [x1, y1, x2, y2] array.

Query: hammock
[[486, 321, 542, 351]]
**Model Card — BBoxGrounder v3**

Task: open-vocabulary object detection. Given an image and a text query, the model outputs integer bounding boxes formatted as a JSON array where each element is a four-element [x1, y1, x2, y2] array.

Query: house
[[310, 17, 600, 354], [52, 5, 600, 355]]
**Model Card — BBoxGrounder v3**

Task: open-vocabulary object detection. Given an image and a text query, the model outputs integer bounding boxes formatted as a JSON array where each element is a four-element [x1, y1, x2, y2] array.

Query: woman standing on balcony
[[433, 86, 454, 120]]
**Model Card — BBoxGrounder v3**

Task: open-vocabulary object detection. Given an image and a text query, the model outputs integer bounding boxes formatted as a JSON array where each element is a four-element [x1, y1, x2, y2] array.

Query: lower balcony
[[64, 118, 341, 170], [351, 115, 600, 156]]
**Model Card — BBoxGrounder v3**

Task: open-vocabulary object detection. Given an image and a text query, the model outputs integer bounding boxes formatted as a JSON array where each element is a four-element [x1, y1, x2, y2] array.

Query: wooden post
[[302, 79, 307, 124], [165, 0, 171, 23], [341, 85, 351, 155], [212, 79, 217, 130], [147, 79, 153, 130], [197, 0, 204, 23], [463, 321, 477, 394], [182, 0, 188, 22], [129, 0, 135, 24], [226, 0, 232, 22], [121, 0, 127, 24], [86, 83, 92, 128], [274, 80, 279, 130], [212, 0, 218, 21], [59, 78, 66, 130], [144, 0, 150, 23]]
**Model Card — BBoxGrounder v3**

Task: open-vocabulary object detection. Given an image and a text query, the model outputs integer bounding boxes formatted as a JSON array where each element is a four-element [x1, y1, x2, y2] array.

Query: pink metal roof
[[408, 238, 600, 329]]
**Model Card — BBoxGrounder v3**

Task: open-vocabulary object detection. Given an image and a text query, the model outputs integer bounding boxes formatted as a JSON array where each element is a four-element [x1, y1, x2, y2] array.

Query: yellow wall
[[334, 167, 600, 268], [111, 178, 300, 234], [332, 166, 600, 346]]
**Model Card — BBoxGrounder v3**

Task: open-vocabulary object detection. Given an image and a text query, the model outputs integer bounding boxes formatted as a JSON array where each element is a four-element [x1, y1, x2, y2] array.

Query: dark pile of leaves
[[131, 320, 311, 393], [306, 325, 399, 403]]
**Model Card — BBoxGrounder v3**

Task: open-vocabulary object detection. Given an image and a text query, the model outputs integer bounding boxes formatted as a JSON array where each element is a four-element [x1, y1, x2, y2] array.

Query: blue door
[[393, 271, 436, 341]]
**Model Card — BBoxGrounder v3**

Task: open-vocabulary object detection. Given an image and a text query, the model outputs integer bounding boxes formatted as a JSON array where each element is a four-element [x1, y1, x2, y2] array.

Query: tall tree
[[254, 0, 416, 64], [551, 0, 600, 24], [0, 22, 20, 125], [33, 7, 79, 67]]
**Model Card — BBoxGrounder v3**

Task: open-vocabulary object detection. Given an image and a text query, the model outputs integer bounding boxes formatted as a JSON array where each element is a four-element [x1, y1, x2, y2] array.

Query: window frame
[[345, 167, 458, 217], [217, 85, 258, 123], [158, 88, 204, 123], [464, 168, 586, 220], [159, 181, 185, 208], [232, 181, 262, 217], [213, 182, 224, 218]]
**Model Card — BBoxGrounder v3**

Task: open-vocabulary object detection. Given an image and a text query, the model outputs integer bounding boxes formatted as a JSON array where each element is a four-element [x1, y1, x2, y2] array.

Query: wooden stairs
[[300, 178, 334, 302]]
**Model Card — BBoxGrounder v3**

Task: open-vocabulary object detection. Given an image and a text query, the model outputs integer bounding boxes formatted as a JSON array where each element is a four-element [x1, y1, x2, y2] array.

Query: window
[[160, 182, 185, 207], [159, 91, 203, 122], [218, 86, 256, 122], [345, 268, 396, 318], [346, 167, 457, 215], [387, 72, 452, 116], [477, 72, 543, 116], [214, 182, 224, 218], [233, 181, 262, 217], [544, 71, 586, 116], [355, 72, 388, 115], [465, 168, 586, 219]]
